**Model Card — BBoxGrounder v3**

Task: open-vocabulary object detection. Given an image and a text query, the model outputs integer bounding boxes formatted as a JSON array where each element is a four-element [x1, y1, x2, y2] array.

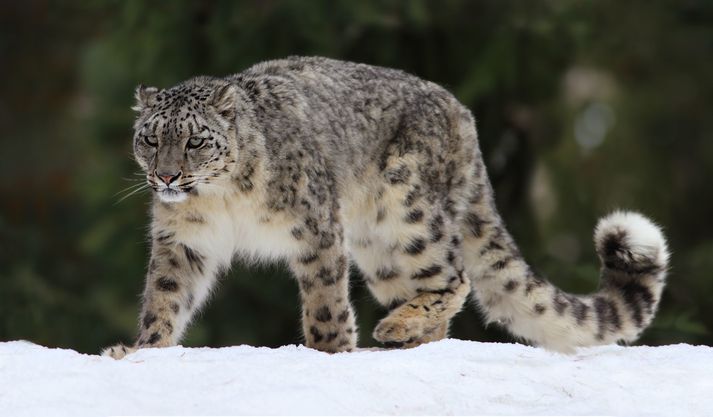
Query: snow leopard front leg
[[102, 229, 219, 359], [288, 209, 358, 353]]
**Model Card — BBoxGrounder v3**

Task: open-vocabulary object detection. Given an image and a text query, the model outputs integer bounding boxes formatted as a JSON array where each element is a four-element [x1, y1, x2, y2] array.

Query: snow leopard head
[[132, 77, 239, 203]]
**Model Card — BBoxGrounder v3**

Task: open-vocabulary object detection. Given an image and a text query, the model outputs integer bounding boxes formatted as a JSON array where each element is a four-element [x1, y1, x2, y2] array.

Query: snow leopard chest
[[164, 194, 304, 267]]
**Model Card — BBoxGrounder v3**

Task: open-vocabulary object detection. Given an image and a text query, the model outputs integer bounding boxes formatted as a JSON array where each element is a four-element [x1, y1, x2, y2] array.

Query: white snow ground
[[0, 339, 711, 416]]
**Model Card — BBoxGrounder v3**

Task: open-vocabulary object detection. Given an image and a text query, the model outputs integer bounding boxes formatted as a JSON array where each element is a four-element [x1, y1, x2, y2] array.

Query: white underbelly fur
[[169, 192, 304, 268]]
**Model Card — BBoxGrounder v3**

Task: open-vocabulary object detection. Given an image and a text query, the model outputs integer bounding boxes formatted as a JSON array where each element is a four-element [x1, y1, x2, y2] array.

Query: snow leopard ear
[[132, 84, 159, 112], [211, 83, 238, 120]]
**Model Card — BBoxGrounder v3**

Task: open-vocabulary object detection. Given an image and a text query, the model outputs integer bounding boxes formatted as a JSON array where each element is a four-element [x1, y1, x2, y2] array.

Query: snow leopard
[[102, 56, 670, 359]]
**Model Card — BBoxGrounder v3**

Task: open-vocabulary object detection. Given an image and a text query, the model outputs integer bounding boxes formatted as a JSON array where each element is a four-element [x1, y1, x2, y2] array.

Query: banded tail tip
[[594, 211, 670, 275]]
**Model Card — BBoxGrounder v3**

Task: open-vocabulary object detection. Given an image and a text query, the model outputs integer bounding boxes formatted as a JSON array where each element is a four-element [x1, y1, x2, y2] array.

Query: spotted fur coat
[[103, 57, 669, 358]]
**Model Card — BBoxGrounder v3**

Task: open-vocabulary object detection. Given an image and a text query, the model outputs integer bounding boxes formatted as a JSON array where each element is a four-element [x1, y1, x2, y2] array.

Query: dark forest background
[[2, 0, 712, 353]]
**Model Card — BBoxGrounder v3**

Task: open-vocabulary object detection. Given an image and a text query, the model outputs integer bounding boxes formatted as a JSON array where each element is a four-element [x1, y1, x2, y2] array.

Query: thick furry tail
[[463, 210, 669, 353]]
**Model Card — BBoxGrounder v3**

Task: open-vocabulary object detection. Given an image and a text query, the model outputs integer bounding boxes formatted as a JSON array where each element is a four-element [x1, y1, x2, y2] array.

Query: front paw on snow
[[101, 343, 137, 360]]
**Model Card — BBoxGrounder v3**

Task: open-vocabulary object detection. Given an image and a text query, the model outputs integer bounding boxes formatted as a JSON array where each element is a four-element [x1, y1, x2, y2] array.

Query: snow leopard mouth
[[157, 188, 188, 203]]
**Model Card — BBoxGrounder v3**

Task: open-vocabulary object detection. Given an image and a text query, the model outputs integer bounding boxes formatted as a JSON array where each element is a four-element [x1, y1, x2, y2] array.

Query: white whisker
[[114, 181, 151, 197], [114, 184, 150, 204]]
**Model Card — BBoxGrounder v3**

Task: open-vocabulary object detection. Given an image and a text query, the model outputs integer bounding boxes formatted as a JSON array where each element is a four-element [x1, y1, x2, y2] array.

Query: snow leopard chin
[[157, 188, 188, 203]]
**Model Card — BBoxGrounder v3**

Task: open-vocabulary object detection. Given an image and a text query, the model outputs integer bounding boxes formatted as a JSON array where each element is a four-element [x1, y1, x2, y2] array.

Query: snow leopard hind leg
[[360, 207, 471, 348], [347, 93, 476, 348]]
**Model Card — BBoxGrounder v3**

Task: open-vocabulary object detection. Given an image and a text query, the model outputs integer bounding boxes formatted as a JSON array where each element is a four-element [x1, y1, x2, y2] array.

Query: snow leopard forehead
[[134, 78, 231, 138]]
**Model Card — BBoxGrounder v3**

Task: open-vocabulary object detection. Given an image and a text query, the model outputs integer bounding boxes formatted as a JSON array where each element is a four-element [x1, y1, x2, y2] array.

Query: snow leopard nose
[[155, 170, 182, 185]]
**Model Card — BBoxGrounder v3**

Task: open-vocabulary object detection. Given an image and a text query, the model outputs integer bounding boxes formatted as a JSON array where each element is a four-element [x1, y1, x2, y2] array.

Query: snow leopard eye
[[187, 137, 205, 149], [144, 135, 158, 147]]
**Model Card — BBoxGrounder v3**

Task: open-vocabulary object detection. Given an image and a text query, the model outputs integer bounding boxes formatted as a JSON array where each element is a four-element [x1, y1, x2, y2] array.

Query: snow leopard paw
[[101, 343, 137, 360], [373, 313, 430, 348], [373, 305, 450, 348]]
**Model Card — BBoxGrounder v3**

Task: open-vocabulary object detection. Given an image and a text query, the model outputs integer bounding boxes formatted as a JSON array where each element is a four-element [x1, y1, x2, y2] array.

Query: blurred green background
[[1, 0, 712, 354]]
